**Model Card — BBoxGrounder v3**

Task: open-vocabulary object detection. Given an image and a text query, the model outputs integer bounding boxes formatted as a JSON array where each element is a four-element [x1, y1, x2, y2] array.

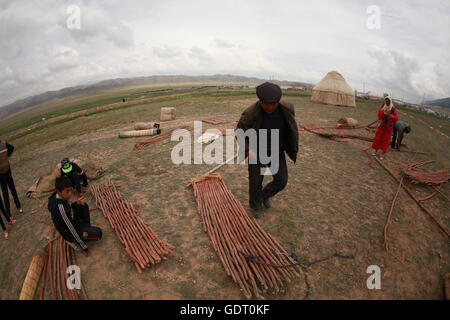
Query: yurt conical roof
[[311, 71, 356, 107]]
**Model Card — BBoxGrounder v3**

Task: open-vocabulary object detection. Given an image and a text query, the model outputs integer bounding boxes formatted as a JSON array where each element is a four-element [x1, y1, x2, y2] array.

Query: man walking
[[236, 82, 299, 218]]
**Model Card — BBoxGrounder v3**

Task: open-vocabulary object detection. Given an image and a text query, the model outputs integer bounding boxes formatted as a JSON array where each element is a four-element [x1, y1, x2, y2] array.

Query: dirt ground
[[0, 93, 449, 300]]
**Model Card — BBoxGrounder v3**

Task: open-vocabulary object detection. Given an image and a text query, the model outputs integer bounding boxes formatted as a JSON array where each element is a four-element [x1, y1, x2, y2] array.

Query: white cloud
[[47, 46, 80, 72], [188, 46, 211, 62], [153, 45, 183, 58], [213, 38, 234, 48]]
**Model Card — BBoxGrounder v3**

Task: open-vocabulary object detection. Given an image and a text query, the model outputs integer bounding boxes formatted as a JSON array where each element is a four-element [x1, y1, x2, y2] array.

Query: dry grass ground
[[0, 92, 448, 299]]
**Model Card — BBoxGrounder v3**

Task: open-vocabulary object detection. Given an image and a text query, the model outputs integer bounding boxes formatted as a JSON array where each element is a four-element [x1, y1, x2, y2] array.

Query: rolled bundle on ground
[[134, 122, 156, 130], [19, 252, 46, 300], [338, 117, 359, 128], [160, 107, 176, 121], [119, 128, 161, 138]]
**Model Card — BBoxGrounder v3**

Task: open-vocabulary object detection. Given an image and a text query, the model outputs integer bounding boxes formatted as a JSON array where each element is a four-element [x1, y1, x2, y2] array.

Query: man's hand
[[76, 192, 85, 205], [84, 249, 90, 257]]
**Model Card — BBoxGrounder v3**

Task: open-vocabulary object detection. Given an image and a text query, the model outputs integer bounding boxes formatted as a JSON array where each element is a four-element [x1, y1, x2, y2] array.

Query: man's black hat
[[256, 82, 282, 104]]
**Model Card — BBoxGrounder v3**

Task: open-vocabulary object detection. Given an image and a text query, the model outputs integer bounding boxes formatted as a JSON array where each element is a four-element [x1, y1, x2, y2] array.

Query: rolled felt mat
[[119, 128, 161, 138], [19, 252, 46, 300]]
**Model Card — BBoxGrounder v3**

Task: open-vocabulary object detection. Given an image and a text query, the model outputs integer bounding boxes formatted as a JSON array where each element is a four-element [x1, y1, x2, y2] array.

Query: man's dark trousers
[[71, 203, 102, 241], [248, 151, 288, 209]]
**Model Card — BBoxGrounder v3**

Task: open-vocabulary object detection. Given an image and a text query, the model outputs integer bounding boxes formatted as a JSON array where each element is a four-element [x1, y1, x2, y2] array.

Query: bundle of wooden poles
[[202, 118, 228, 125], [133, 130, 175, 150], [300, 123, 374, 142], [376, 157, 449, 250], [90, 180, 173, 272], [191, 173, 301, 298], [134, 126, 190, 150], [37, 225, 88, 300], [401, 160, 450, 186]]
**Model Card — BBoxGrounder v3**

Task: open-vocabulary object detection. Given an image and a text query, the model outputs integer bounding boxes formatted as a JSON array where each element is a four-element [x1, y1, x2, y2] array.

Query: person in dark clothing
[[0, 196, 8, 239], [0, 216, 6, 239], [391, 120, 411, 151], [236, 82, 299, 218], [0, 140, 22, 219], [0, 187, 15, 233], [60, 158, 88, 195], [48, 176, 102, 254]]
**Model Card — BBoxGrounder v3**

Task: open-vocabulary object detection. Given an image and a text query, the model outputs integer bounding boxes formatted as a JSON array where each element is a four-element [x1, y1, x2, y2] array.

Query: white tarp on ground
[[197, 130, 221, 144]]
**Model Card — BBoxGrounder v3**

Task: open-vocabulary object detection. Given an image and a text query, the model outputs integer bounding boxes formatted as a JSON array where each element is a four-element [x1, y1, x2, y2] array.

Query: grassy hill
[[0, 74, 313, 121], [427, 97, 450, 109]]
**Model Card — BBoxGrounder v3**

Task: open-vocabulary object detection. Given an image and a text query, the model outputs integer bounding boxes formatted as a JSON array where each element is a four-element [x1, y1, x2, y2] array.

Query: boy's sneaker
[[18, 208, 23, 213], [8, 218, 16, 226], [3, 230, 8, 240]]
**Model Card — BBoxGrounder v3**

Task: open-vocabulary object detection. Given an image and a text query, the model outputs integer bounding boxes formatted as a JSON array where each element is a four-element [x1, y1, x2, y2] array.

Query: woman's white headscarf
[[382, 95, 394, 113]]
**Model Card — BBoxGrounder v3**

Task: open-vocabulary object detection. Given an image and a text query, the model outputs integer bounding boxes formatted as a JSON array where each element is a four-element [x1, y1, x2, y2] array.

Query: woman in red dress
[[371, 95, 398, 160]]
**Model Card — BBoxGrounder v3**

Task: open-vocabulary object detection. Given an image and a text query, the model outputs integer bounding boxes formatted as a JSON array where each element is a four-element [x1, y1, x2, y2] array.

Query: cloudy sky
[[0, 0, 449, 107]]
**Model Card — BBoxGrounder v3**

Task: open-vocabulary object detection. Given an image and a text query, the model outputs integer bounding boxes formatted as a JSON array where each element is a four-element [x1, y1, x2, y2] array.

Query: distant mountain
[[0, 74, 313, 119], [427, 97, 450, 109]]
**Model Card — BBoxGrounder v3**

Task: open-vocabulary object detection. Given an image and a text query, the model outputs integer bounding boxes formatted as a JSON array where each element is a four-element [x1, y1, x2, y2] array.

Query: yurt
[[311, 71, 356, 107]]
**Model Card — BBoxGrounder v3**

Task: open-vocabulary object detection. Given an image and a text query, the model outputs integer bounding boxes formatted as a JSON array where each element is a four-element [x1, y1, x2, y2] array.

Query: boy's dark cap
[[256, 82, 282, 104]]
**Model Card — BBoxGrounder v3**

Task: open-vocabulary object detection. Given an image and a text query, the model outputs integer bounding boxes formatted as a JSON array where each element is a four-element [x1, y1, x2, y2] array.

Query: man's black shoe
[[262, 197, 271, 209], [250, 205, 263, 219]]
